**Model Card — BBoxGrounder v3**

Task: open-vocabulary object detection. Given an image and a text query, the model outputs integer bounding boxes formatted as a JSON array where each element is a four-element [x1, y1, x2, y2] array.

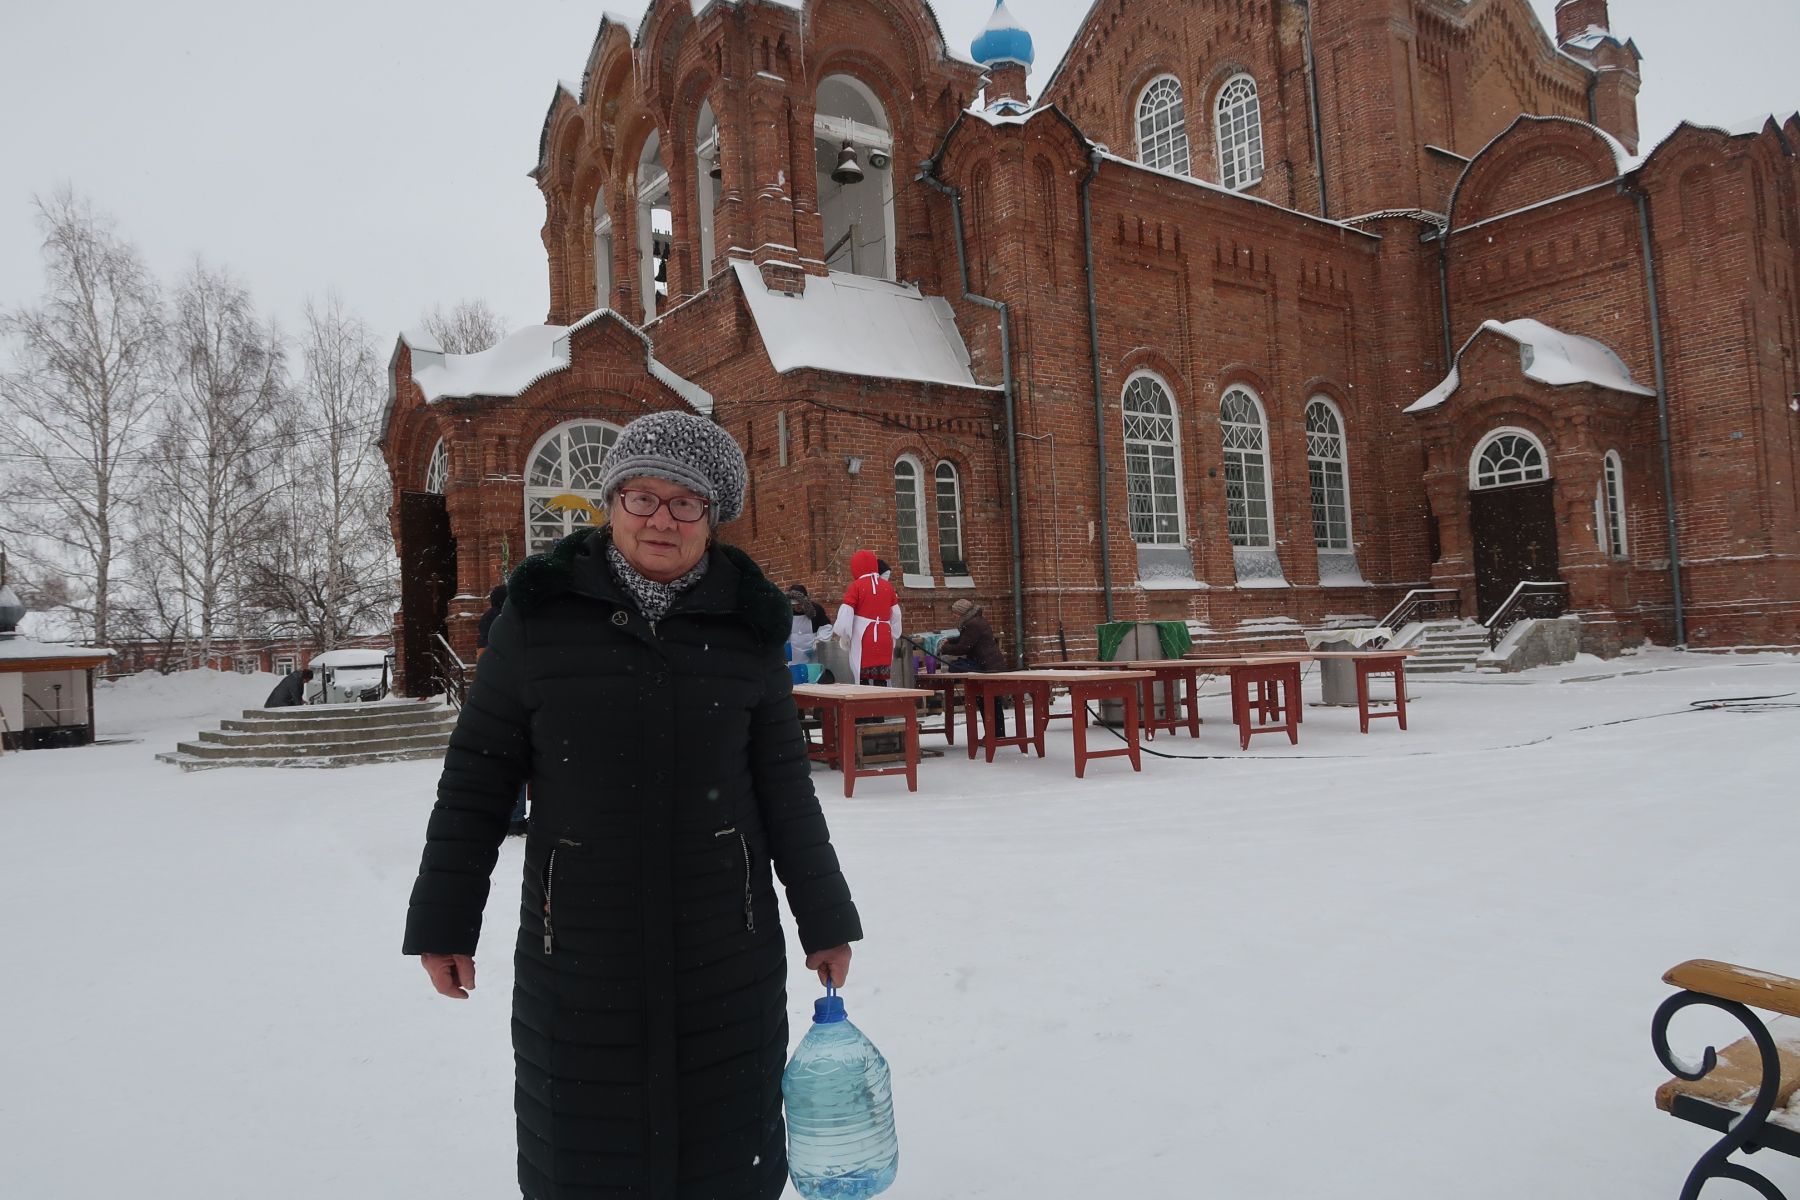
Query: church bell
[[830, 140, 863, 185]]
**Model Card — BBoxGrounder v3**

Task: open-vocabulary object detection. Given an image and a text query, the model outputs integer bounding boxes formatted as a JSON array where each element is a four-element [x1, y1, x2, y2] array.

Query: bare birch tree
[[0, 189, 163, 643], [243, 295, 396, 648], [418, 298, 506, 354], [140, 262, 287, 661]]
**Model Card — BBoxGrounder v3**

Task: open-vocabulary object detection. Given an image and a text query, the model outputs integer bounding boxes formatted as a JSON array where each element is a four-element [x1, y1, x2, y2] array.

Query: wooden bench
[[1653, 959, 1800, 1198]]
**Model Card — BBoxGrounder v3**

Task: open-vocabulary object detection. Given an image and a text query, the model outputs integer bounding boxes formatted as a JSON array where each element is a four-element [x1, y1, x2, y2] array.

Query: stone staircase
[[156, 701, 457, 771], [1405, 621, 1495, 674]]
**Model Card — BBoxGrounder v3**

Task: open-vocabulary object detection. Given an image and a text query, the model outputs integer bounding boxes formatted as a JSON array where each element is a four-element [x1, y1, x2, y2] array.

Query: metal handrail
[[1376, 588, 1461, 632], [1481, 580, 1569, 650], [430, 633, 468, 710]]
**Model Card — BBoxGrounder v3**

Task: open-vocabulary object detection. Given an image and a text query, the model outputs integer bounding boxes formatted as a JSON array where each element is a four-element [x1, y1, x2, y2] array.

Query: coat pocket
[[541, 836, 586, 956], [713, 826, 755, 934]]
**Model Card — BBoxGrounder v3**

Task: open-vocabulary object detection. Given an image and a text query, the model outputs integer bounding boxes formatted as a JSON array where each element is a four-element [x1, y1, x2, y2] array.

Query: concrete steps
[[158, 701, 455, 771], [1407, 623, 1493, 674]]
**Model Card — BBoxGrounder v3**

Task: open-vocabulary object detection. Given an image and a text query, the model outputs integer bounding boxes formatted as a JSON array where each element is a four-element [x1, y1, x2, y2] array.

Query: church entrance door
[[1469, 480, 1559, 621], [398, 490, 457, 697]]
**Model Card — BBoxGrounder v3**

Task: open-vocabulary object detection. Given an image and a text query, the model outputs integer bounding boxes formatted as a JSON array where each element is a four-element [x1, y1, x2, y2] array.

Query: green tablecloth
[[1095, 620, 1193, 662]]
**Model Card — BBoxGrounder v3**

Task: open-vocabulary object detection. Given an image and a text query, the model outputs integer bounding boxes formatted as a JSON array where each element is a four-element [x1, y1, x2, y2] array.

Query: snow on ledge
[[731, 261, 994, 390], [402, 311, 712, 414], [1408, 318, 1654, 413]]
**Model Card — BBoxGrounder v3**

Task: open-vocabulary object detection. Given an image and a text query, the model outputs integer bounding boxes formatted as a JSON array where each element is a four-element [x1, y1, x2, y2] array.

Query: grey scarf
[[606, 539, 709, 625]]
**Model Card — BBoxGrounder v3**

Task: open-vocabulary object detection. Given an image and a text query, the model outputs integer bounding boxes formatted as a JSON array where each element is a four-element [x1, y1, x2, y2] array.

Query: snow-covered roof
[[1407, 318, 1655, 413], [0, 633, 112, 665], [731, 261, 995, 390], [1096, 152, 1383, 240], [310, 649, 390, 670], [400, 311, 713, 414]]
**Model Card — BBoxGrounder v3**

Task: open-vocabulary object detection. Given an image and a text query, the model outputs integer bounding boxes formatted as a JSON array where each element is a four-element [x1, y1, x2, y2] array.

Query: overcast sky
[[2, 0, 1795, 347]]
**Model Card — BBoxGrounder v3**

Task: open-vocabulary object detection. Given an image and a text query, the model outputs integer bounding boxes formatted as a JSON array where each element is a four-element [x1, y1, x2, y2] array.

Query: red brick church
[[380, 0, 1799, 692]]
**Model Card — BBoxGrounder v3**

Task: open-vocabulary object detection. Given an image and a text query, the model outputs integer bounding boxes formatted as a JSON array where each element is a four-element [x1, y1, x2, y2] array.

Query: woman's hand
[[805, 944, 852, 987], [421, 953, 477, 999]]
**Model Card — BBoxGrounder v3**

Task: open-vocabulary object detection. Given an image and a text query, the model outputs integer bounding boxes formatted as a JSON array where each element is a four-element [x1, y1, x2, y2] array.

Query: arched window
[[935, 461, 967, 576], [693, 102, 718, 285], [423, 438, 448, 495], [815, 75, 896, 280], [524, 420, 621, 554], [1220, 387, 1273, 548], [1470, 428, 1549, 489], [893, 455, 928, 576], [637, 132, 672, 321], [1215, 74, 1264, 191], [1136, 76, 1191, 175], [1602, 450, 1628, 557], [1122, 373, 1185, 545], [593, 188, 614, 310], [1304, 399, 1351, 551]]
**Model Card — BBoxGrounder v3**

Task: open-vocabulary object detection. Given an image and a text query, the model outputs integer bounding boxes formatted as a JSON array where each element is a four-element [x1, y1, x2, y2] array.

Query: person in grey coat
[[404, 410, 861, 1200]]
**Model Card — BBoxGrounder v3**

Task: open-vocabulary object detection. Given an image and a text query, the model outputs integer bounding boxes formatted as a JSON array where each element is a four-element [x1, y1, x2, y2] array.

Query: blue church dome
[[971, 0, 1034, 69]]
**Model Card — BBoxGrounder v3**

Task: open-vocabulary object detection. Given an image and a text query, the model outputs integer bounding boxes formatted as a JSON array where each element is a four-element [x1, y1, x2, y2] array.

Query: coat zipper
[[543, 837, 582, 955], [714, 826, 755, 933]]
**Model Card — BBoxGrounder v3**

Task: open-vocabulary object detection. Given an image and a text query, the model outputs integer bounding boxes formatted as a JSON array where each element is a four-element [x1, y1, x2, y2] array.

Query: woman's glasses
[[617, 489, 711, 523]]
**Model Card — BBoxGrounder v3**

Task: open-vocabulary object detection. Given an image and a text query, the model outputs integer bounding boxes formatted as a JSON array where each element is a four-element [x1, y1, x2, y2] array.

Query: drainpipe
[[1298, 0, 1330, 218], [917, 168, 1028, 666], [1433, 225, 1454, 369], [1080, 147, 1116, 621], [1628, 185, 1687, 645]]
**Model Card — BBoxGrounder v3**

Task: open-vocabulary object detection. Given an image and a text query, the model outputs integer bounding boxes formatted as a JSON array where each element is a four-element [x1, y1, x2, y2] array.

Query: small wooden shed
[[0, 586, 113, 751]]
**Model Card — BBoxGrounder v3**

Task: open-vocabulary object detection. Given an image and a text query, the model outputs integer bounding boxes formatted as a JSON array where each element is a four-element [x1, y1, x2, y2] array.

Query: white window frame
[[1602, 449, 1628, 557], [934, 461, 969, 580], [1122, 371, 1187, 546], [637, 131, 672, 321], [423, 438, 448, 494], [893, 455, 931, 585], [1215, 73, 1265, 191], [233, 658, 258, 676], [524, 420, 623, 555], [1304, 397, 1352, 551], [1220, 385, 1274, 549], [815, 75, 897, 281], [1136, 75, 1191, 175], [693, 102, 717, 287], [1469, 427, 1550, 490], [274, 655, 298, 677], [593, 197, 614, 311]]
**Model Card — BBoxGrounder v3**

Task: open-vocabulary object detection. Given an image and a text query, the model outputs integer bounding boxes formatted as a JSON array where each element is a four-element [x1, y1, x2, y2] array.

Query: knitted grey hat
[[597, 410, 748, 525]]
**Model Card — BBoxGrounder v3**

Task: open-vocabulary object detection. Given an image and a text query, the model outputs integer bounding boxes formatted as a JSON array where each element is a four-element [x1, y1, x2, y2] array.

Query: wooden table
[[1185, 656, 1311, 749], [913, 671, 982, 745], [965, 669, 1153, 777], [1302, 649, 1417, 732], [791, 683, 934, 797], [1052, 659, 1206, 739]]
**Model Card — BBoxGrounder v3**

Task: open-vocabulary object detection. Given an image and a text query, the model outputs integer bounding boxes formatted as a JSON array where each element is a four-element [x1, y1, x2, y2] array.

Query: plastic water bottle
[[783, 986, 898, 1199]]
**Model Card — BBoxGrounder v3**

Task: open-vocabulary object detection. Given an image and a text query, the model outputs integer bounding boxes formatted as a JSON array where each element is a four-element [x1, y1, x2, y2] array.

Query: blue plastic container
[[790, 663, 811, 684], [782, 988, 898, 1199]]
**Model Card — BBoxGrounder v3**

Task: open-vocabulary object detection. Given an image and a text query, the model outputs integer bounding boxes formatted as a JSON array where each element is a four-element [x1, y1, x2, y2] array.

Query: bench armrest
[[1665, 959, 1800, 1018]]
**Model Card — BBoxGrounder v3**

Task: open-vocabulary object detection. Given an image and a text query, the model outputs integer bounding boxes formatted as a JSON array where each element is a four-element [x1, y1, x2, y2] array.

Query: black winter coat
[[942, 611, 1005, 672], [264, 670, 307, 707], [403, 527, 863, 1200]]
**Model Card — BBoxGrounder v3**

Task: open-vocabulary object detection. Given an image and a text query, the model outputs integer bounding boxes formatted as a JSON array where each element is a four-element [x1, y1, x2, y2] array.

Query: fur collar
[[505, 526, 792, 648]]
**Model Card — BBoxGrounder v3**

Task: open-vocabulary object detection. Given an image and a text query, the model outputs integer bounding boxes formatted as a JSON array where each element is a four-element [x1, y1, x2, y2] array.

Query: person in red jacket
[[832, 549, 900, 684]]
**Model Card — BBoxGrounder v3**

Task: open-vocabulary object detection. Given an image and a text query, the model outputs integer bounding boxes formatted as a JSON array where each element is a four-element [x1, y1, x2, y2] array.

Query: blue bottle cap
[[813, 984, 847, 1023]]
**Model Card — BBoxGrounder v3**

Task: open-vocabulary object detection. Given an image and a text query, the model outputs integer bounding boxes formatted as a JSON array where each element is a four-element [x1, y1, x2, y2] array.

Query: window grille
[[1221, 387, 1273, 548], [935, 462, 967, 575], [1472, 430, 1548, 489], [1216, 74, 1265, 191], [423, 439, 448, 494], [1304, 399, 1351, 551], [1122, 374, 1185, 545], [893, 457, 927, 576], [524, 421, 621, 555], [1602, 450, 1628, 557], [1136, 76, 1191, 175]]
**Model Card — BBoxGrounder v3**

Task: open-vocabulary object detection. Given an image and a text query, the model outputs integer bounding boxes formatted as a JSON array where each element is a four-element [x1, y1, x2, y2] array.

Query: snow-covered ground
[[2, 652, 1798, 1198]]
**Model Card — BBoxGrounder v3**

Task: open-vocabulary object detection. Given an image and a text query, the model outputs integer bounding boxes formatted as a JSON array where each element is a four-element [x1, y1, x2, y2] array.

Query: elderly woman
[[403, 410, 861, 1200]]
